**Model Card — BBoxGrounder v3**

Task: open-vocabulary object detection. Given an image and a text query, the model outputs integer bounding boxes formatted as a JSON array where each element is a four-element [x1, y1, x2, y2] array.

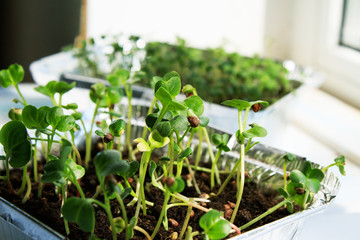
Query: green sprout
[[218, 99, 268, 223], [283, 153, 297, 189], [199, 209, 232, 240], [211, 133, 230, 190], [0, 63, 28, 105]]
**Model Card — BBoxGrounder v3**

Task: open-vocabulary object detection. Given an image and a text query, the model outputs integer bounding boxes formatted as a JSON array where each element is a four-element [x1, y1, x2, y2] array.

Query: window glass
[[339, 0, 360, 51]]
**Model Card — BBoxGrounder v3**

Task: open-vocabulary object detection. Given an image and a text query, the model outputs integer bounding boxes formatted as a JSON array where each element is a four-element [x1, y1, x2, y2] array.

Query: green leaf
[[109, 119, 126, 137], [112, 217, 126, 234], [95, 130, 105, 137], [41, 160, 65, 184], [249, 100, 269, 107], [179, 147, 192, 159], [41, 170, 64, 184], [127, 217, 137, 238], [22, 105, 50, 129], [126, 161, 139, 178], [283, 153, 296, 162], [55, 81, 76, 95], [59, 139, 73, 162], [0, 120, 31, 168], [289, 170, 306, 184], [106, 86, 124, 105], [169, 99, 187, 111], [94, 150, 129, 177], [155, 87, 172, 107], [0, 64, 24, 88], [184, 95, 204, 116], [286, 202, 294, 213], [278, 188, 289, 198], [72, 112, 82, 120], [170, 115, 188, 131], [150, 76, 162, 89], [107, 68, 130, 87], [134, 138, 151, 152], [163, 71, 180, 81], [156, 121, 171, 137], [145, 113, 158, 129], [304, 178, 321, 193], [90, 82, 106, 102], [62, 197, 95, 233], [65, 158, 85, 180], [34, 81, 57, 98], [149, 130, 170, 149], [308, 169, 325, 182], [163, 76, 181, 97], [168, 176, 185, 193], [211, 133, 229, 147], [199, 210, 231, 240], [8, 108, 22, 121], [62, 103, 78, 110], [243, 125, 267, 138], [221, 99, 250, 111], [56, 115, 75, 132], [199, 116, 210, 127], [334, 156, 346, 176], [46, 106, 63, 128], [149, 160, 161, 189]]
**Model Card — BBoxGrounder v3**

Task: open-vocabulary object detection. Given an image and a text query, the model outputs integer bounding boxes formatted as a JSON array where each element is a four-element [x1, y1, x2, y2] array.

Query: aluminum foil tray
[[0, 103, 339, 240]]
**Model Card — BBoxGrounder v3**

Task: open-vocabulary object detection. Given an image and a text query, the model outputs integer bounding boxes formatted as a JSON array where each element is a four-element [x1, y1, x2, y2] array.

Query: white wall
[[264, 0, 360, 109], [87, 0, 266, 56]]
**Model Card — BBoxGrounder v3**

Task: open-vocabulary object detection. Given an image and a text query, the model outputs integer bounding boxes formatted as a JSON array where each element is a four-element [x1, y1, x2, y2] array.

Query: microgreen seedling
[[0, 64, 347, 240], [219, 99, 268, 223], [199, 209, 232, 240], [283, 153, 296, 189], [0, 64, 28, 105]]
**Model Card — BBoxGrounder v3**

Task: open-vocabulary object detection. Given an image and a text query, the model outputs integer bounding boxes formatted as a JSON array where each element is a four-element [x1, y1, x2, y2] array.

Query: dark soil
[[0, 155, 298, 240]]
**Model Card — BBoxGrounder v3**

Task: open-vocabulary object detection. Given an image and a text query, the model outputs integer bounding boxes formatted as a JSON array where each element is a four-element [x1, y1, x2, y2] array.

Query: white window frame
[[315, 0, 360, 107]]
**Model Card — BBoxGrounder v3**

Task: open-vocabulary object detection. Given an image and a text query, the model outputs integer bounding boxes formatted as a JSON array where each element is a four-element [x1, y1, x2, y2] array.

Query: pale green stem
[[179, 204, 193, 239], [230, 143, 245, 223], [133, 226, 152, 240], [322, 163, 337, 173], [151, 190, 171, 239], [85, 98, 101, 168], [184, 157, 201, 194], [185, 131, 195, 149], [135, 150, 153, 219], [97, 174, 117, 240], [240, 198, 291, 231], [62, 185, 70, 236], [70, 172, 85, 199], [21, 175, 31, 204], [230, 110, 245, 223], [115, 194, 129, 240], [211, 150, 222, 190], [302, 190, 310, 210], [141, 96, 157, 139], [202, 127, 221, 185], [125, 85, 133, 160], [16, 165, 28, 194], [242, 108, 250, 131], [117, 136, 122, 152], [153, 104, 169, 129], [169, 133, 175, 176], [217, 158, 241, 195], [283, 161, 288, 189], [33, 141, 38, 183], [14, 84, 28, 106], [194, 128, 203, 171], [178, 126, 191, 144]]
